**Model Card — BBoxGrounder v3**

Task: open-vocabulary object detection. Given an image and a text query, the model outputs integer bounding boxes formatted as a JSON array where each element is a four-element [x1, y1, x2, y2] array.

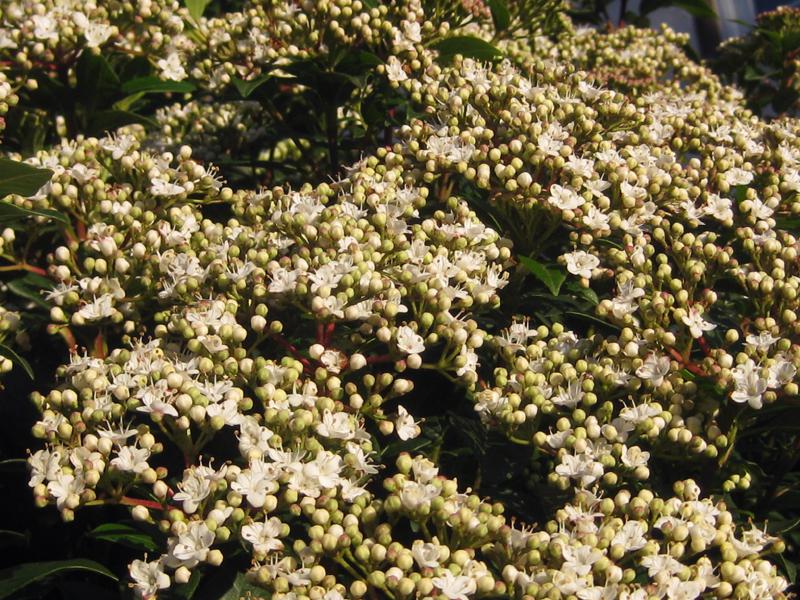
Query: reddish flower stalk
[[366, 354, 393, 365], [119, 496, 172, 511], [270, 333, 316, 374], [667, 347, 709, 378]]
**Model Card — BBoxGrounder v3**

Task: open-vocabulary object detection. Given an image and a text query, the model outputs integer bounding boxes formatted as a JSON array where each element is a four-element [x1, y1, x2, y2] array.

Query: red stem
[[119, 496, 172, 511], [271, 333, 314, 372], [667, 347, 709, 378], [366, 354, 393, 365], [697, 336, 712, 357], [93, 332, 107, 359]]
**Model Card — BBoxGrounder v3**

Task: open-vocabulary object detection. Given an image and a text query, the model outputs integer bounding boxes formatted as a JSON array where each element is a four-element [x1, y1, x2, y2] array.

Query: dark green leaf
[[0, 201, 68, 225], [113, 92, 146, 112], [0, 530, 27, 546], [487, 0, 511, 32], [217, 573, 269, 600], [75, 53, 120, 112], [781, 555, 797, 584], [0, 343, 33, 379], [381, 435, 434, 459], [121, 77, 196, 95], [232, 74, 273, 98], [565, 310, 618, 330], [87, 523, 159, 552], [0, 159, 53, 198], [184, 0, 211, 21], [431, 36, 503, 61], [86, 110, 157, 136], [173, 570, 203, 599], [0, 559, 117, 599], [640, 0, 715, 18], [518, 256, 566, 296], [565, 280, 599, 306], [6, 272, 53, 309]]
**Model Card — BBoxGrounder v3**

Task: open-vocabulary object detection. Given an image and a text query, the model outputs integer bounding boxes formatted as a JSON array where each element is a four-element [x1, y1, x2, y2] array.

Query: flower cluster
[[1, 0, 797, 598]]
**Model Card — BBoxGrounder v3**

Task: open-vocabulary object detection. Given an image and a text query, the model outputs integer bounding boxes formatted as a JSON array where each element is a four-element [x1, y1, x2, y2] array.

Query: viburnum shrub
[[0, 1, 798, 599], [713, 6, 800, 117]]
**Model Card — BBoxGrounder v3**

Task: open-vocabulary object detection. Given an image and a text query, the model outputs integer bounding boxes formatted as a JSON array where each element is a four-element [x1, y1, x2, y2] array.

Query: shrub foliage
[[0, 1, 798, 599]]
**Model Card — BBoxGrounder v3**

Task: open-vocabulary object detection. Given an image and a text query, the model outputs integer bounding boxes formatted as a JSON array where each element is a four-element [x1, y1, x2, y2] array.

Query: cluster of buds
[[4, 0, 798, 598], [141, 100, 269, 166], [529, 24, 722, 97], [495, 479, 787, 600], [0, 0, 183, 74], [715, 6, 800, 115]]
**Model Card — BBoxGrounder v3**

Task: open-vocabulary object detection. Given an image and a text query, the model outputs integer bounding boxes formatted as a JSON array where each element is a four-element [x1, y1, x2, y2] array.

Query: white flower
[[110, 446, 150, 474], [32, 15, 58, 40], [636, 354, 671, 387], [396, 325, 425, 354], [639, 554, 684, 577], [681, 306, 716, 339], [412, 539, 442, 568], [47, 473, 84, 510], [157, 53, 188, 81], [395, 405, 421, 440], [385, 56, 408, 82], [101, 133, 136, 160], [563, 250, 599, 279], [548, 184, 584, 210], [129, 559, 170, 598], [620, 445, 650, 468], [316, 410, 355, 440], [231, 461, 280, 508], [561, 544, 602, 577], [166, 521, 214, 568], [77, 294, 115, 321], [555, 453, 603, 487], [749, 197, 774, 220], [768, 358, 796, 388], [410, 456, 438, 483], [704, 194, 733, 221], [731, 359, 768, 409], [151, 179, 185, 197], [610, 280, 645, 319], [612, 520, 647, 551], [173, 469, 213, 513], [723, 167, 753, 186], [29, 449, 61, 487], [745, 331, 777, 352], [73, 13, 114, 47], [552, 380, 584, 409], [399, 481, 438, 511], [432, 570, 476, 600], [241, 516, 284, 555]]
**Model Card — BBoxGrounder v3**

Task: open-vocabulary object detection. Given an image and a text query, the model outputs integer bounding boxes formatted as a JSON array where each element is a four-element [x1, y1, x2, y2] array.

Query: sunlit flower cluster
[[1, 0, 795, 598]]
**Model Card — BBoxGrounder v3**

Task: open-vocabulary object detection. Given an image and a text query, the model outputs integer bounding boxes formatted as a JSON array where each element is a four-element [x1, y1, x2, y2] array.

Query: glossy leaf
[[6, 272, 53, 309], [431, 36, 503, 61], [185, 0, 211, 21], [232, 74, 273, 98], [0, 201, 68, 225], [0, 159, 53, 199], [0, 559, 117, 599], [87, 523, 159, 552], [519, 256, 566, 296], [487, 0, 511, 31], [640, 0, 715, 19], [121, 77, 197, 95], [216, 573, 270, 600], [0, 343, 33, 379]]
